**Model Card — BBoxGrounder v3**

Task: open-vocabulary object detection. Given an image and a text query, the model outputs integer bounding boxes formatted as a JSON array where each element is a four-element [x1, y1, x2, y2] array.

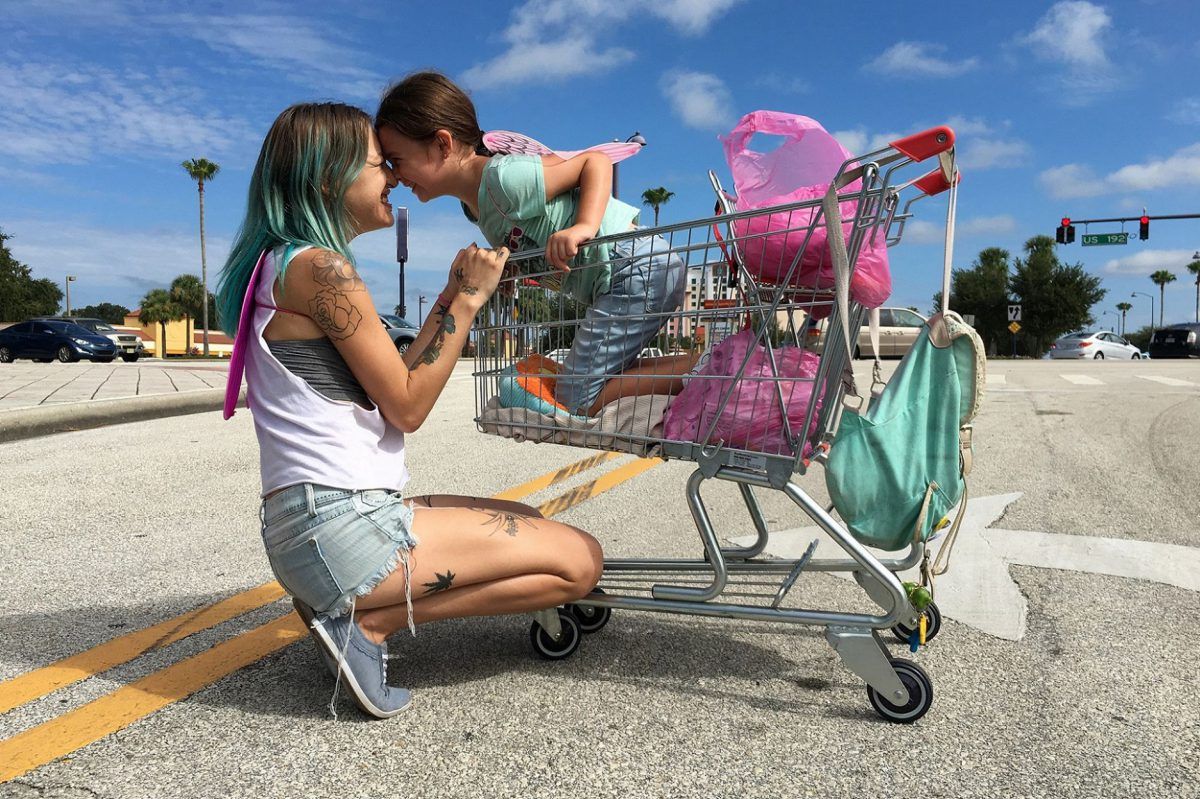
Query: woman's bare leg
[[352, 505, 603, 643], [585, 352, 701, 415]]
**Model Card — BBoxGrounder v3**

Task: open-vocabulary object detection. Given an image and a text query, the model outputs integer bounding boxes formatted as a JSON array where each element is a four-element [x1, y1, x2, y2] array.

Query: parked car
[[807, 306, 929, 358], [0, 320, 118, 363], [378, 313, 419, 354], [1049, 330, 1141, 360], [36, 316, 145, 362], [1148, 323, 1200, 359]]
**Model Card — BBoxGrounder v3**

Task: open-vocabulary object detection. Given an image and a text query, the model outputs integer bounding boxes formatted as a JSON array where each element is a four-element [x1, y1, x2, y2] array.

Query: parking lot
[[1, 358, 1198, 797]]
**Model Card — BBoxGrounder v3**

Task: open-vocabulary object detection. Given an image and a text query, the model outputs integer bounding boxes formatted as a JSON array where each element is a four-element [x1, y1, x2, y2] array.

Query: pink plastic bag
[[663, 330, 823, 457], [719, 111, 891, 309]]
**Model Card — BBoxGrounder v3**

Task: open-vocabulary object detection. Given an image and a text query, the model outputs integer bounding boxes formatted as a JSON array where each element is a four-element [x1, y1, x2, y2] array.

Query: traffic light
[[1139, 215, 1150, 240], [1056, 217, 1075, 244]]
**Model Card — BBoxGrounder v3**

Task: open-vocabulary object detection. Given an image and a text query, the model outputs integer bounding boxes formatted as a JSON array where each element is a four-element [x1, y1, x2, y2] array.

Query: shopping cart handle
[[914, 167, 962, 197], [889, 126, 955, 162]]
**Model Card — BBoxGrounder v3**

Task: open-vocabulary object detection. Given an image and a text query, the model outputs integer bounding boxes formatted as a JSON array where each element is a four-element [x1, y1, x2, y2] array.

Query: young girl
[[375, 71, 693, 417], [216, 102, 602, 719]]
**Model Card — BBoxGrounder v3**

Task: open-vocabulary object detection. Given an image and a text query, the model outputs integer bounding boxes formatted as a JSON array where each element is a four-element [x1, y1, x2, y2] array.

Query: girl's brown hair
[[376, 71, 487, 155]]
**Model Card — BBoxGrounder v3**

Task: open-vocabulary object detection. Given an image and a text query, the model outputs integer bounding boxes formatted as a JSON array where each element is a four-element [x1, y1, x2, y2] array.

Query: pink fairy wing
[[483, 130, 642, 164]]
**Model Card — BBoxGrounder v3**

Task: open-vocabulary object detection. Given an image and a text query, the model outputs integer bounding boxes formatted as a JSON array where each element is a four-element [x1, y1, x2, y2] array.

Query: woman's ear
[[434, 129, 454, 160]]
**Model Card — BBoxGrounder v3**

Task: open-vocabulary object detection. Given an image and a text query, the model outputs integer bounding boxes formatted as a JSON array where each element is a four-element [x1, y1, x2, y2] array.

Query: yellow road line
[[0, 583, 285, 715], [0, 615, 306, 783], [0, 453, 662, 782], [493, 451, 622, 501], [0, 451, 621, 716], [537, 457, 663, 517]]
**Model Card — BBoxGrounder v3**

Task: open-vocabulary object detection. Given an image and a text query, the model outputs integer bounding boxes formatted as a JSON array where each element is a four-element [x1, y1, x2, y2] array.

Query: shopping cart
[[473, 126, 961, 723]]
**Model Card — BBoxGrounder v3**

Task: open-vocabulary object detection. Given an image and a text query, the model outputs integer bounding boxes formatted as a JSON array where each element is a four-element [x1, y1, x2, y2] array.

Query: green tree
[[516, 286, 585, 351], [170, 274, 206, 355], [641, 187, 675, 227], [0, 229, 61, 321], [1009, 235, 1106, 356], [1149, 269, 1176, 327], [1115, 301, 1133, 336], [73, 303, 131, 323], [1186, 259, 1200, 324], [139, 288, 184, 358], [182, 158, 220, 356], [934, 247, 1011, 354]]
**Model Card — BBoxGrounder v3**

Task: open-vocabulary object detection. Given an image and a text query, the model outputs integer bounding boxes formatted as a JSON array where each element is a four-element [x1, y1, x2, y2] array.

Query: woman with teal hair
[[217, 102, 603, 719]]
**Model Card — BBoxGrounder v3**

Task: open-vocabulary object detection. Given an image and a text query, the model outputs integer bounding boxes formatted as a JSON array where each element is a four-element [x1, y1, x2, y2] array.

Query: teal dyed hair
[[216, 102, 372, 336]]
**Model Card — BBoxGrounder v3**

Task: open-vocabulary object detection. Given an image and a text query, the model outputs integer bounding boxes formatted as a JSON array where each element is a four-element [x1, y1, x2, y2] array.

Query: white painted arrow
[[731, 492, 1200, 641]]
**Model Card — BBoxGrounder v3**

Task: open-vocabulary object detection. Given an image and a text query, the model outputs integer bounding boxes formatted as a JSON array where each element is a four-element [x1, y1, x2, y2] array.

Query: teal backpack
[[825, 310, 985, 552]]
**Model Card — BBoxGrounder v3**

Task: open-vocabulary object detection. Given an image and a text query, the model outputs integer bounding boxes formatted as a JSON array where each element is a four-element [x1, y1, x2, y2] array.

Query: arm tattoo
[[423, 570, 455, 594], [480, 509, 534, 537], [413, 312, 456, 368], [312, 250, 365, 292], [308, 254, 364, 340]]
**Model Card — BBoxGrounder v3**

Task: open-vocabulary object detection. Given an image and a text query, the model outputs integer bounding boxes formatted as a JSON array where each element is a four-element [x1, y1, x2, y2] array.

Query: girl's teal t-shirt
[[462, 154, 639, 304]]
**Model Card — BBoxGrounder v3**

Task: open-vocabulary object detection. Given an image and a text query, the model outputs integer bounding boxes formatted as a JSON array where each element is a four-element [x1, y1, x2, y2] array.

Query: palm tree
[[1187, 258, 1200, 323], [182, 158, 220, 356], [139, 288, 183, 358], [1149, 269, 1177, 327], [1115, 302, 1132, 336], [641, 187, 675, 227], [170, 274, 205, 355]]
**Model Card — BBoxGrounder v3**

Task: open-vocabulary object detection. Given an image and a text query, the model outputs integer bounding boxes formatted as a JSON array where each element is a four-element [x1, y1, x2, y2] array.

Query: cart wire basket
[[473, 125, 962, 723]]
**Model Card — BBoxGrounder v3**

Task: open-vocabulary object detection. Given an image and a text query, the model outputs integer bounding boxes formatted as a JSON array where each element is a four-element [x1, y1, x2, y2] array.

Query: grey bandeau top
[[266, 337, 371, 409]]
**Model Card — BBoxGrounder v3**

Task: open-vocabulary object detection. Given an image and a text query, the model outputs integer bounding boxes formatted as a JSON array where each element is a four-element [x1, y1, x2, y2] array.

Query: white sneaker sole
[[310, 617, 412, 719]]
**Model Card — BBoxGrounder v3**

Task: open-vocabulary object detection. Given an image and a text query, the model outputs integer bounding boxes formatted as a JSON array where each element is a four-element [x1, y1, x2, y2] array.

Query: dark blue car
[[0, 319, 119, 363]]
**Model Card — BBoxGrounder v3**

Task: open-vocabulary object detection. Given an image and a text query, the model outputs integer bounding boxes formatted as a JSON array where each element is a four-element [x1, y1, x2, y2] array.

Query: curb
[[0, 388, 246, 444]]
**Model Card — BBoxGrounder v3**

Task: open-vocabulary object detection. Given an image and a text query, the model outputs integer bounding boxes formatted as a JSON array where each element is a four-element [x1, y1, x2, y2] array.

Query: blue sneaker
[[292, 598, 338, 678], [310, 611, 412, 719]]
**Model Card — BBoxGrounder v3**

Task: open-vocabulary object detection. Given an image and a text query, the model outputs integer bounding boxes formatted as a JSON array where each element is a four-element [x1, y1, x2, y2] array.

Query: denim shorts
[[260, 484, 419, 620], [554, 229, 686, 414]]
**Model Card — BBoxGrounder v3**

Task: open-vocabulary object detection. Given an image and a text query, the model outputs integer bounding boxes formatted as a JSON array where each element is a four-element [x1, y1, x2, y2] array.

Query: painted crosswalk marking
[[1061, 374, 1104, 385], [1136, 375, 1197, 388]]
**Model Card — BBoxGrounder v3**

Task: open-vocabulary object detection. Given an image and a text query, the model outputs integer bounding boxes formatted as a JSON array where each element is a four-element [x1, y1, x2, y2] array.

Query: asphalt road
[[1, 359, 1198, 798]]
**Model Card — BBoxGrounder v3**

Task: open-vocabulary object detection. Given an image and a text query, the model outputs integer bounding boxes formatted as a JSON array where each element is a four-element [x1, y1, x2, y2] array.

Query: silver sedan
[[1049, 330, 1142, 360]]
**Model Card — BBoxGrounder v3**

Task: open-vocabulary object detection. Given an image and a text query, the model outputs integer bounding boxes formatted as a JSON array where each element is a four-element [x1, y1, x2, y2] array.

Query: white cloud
[[1102, 250, 1199, 276], [660, 70, 734, 130], [1168, 98, 1200, 125], [958, 138, 1031, 169], [0, 58, 255, 165], [462, 37, 635, 90], [830, 128, 901, 156], [463, 0, 743, 89], [1022, 1, 1112, 68], [864, 41, 979, 78], [904, 215, 1017, 244], [1040, 143, 1200, 198]]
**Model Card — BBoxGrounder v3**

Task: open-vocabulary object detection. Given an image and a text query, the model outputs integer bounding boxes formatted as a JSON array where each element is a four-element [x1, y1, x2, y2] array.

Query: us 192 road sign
[[1081, 232, 1129, 246]]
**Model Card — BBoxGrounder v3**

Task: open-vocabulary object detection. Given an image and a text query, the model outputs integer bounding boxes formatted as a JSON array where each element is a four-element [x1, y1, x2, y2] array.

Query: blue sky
[[3, 0, 1200, 328]]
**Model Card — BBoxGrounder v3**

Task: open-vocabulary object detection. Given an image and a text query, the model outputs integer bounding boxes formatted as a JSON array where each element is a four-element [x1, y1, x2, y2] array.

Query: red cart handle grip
[[889, 126, 955, 162], [914, 167, 962, 197]]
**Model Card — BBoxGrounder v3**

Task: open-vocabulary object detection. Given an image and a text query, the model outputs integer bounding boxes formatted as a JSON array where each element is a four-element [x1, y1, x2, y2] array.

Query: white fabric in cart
[[478, 394, 672, 456]]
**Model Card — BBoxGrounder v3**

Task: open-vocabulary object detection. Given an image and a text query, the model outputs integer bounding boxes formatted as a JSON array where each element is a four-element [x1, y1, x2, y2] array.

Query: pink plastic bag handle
[[914, 168, 963, 197], [889, 126, 955, 162]]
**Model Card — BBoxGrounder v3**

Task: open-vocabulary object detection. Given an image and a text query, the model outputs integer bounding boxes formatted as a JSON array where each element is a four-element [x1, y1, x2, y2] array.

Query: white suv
[[39, 317, 145, 362]]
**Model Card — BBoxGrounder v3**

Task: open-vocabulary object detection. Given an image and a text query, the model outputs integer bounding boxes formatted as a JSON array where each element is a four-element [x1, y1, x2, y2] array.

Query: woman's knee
[[558, 528, 604, 597]]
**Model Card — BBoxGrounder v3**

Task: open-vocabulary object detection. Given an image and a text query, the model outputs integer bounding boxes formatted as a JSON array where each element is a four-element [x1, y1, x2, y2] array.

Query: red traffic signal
[[1061, 217, 1071, 227], [1139, 215, 1150, 240]]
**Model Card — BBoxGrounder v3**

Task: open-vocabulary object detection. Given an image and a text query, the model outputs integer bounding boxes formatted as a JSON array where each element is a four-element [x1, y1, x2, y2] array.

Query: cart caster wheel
[[529, 609, 582, 661], [569, 589, 611, 634], [892, 601, 942, 644], [868, 658, 933, 724]]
